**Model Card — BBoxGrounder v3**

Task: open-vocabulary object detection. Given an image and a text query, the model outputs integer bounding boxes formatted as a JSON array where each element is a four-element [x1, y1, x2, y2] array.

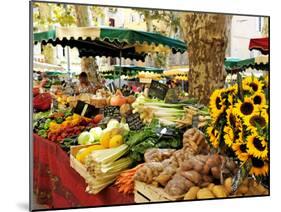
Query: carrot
[[115, 164, 144, 195]]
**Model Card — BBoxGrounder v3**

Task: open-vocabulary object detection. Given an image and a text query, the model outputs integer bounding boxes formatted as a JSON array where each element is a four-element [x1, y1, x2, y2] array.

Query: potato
[[181, 161, 193, 171], [236, 185, 249, 195], [224, 177, 233, 195], [193, 163, 203, 173], [202, 175, 213, 183], [202, 164, 210, 174], [181, 171, 202, 185], [211, 166, 221, 179], [241, 178, 249, 186], [208, 183, 215, 190], [256, 184, 267, 194], [212, 185, 227, 198], [197, 188, 215, 199], [184, 186, 200, 200]]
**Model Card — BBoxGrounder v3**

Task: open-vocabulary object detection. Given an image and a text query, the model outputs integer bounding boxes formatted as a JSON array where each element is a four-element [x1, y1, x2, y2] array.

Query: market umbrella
[[33, 61, 65, 72], [224, 56, 269, 73], [99, 65, 163, 80], [248, 37, 269, 55], [33, 27, 187, 87]]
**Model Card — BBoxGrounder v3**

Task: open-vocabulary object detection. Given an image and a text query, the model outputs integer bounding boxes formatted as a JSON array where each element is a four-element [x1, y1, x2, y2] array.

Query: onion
[[110, 95, 127, 106]]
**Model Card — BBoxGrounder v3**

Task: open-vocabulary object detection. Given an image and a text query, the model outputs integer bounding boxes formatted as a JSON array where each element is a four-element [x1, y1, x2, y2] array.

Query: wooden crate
[[70, 144, 95, 181], [134, 181, 183, 203]]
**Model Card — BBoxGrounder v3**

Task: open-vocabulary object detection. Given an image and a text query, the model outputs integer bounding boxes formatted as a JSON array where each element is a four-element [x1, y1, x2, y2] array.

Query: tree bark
[[262, 17, 269, 37], [74, 5, 99, 84], [181, 13, 231, 105], [38, 3, 56, 64]]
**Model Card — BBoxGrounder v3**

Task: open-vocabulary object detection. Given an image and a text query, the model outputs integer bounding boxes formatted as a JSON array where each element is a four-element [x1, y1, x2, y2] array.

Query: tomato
[[93, 114, 104, 124]]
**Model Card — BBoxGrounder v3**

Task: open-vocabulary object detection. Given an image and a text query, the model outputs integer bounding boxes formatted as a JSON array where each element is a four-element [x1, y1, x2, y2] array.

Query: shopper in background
[[39, 72, 49, 88], [75, 72, 94, 94]]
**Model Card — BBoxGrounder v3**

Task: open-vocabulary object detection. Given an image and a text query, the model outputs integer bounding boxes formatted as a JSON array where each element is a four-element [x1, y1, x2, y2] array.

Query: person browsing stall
[[75, 72, 95, 94]]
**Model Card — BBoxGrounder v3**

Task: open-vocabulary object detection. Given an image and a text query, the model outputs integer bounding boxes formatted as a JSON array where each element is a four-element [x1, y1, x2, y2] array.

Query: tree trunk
[[74, 5, 99, 84], [38, 3, 56, 64], [181, 13, 231, 105], [262, 17, 269, 37]]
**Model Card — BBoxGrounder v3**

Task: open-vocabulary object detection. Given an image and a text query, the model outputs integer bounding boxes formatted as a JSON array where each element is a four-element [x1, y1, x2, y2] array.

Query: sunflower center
[[253, 96, 262, 104], [216, 97, 222, 110], [250, 116, 266, 128], [240, 102, 254, 115], [252, 157, 265, 168], [240, 144, 247, 153], [253, 137, 266, 151], [249, 82, 258, 92]]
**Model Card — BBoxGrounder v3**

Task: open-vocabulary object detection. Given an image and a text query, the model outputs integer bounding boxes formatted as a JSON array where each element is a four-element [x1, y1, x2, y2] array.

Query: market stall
[[32, 27, 269, 210]]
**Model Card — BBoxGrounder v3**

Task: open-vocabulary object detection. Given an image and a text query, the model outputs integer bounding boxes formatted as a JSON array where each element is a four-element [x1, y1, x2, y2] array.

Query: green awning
[[99, 65, 163, 78], [33, 27, 187, 61], [224, 57, 268, 72]]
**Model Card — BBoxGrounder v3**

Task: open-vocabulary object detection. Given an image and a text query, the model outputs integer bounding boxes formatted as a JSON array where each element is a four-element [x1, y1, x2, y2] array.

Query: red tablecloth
[[33, 134, 134, 209]]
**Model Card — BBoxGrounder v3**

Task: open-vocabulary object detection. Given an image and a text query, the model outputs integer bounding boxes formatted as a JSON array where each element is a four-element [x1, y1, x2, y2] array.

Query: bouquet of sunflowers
[[207, 75, 269, 177]]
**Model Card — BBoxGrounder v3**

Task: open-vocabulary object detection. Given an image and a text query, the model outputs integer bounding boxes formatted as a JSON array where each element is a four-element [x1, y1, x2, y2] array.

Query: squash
[[212, 185, 227, 198], [184, 186, 200, 200], [197, 188, 215, 199]]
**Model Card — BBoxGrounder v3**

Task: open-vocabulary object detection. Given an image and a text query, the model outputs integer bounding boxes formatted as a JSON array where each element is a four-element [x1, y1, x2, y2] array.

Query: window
[[109, 18, 115, 27]]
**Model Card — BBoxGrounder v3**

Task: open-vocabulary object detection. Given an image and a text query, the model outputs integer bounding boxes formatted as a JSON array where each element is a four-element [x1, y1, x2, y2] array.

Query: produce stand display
[[33, 26, 269, 209], [32, 72, 269, 208]]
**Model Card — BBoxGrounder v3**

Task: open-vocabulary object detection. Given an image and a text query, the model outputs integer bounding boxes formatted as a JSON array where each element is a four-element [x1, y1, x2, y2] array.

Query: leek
[[90, 144, 128, 164]]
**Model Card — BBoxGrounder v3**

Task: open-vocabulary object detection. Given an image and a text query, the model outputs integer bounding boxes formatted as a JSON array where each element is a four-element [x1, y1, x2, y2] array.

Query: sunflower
[[207, 126, 220, 148], [250, 157, 269, 176], [242, 76, 264, 93], [209, 89, 226, 120], [223, 126, 235, 147], [247, 133, 268, 159], [262, 74, 269, 89], [234, 97, 257, 117], [225, 84, 238, 95], [232, 142, 249, 162], [244, 110, 269, 132], [251, 91, 267, 108], [226, 107, 241, 128]]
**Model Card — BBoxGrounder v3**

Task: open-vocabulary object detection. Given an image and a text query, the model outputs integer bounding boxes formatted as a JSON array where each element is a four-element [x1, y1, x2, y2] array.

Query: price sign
[[106, 81, 117, 93], [165, 88, 180, 103], [103, 106, 120, 120], [73, 100, 100, 118], [148, 80, 169, 100], [126, 113, 144, 131]]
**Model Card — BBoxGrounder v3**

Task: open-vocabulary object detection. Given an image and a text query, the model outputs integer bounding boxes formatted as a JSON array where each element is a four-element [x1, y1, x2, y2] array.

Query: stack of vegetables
[[73, 119, 132, 194], [84, 144, 132, 194], [132, 96, 186, 125], [132, 95, 210, 127], [33, 109, 72, 138], [206, 76, 269, 178]]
